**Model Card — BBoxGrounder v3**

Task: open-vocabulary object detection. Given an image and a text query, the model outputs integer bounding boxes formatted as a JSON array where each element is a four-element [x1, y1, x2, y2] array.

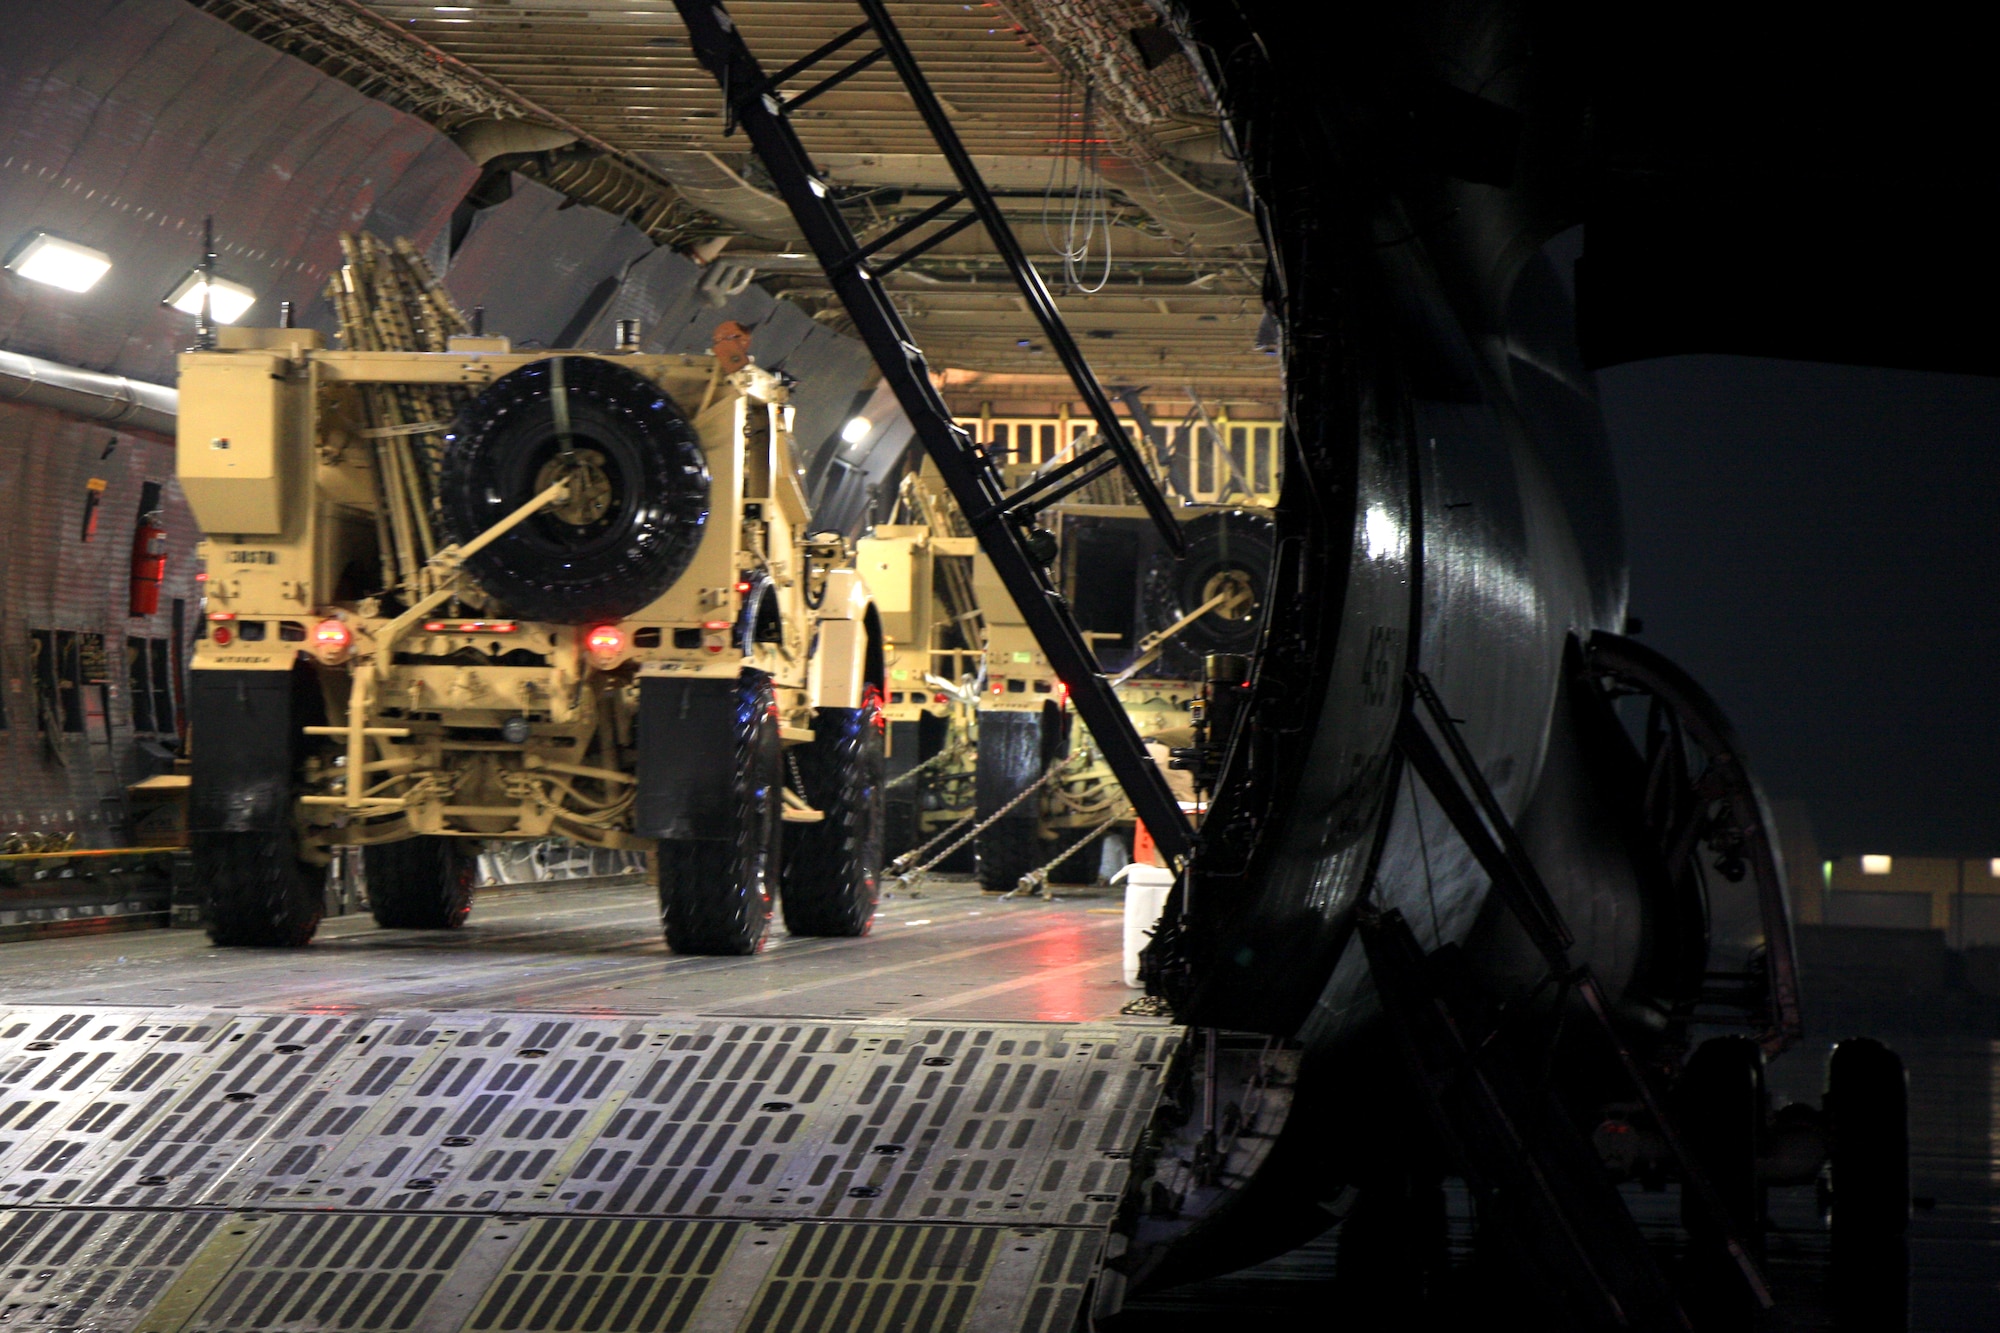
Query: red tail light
[[585, 624, 626, 665], [310, 618, 353, 663]]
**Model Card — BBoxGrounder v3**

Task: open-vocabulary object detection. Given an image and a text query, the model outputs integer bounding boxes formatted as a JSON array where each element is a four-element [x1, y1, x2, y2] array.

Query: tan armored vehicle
[[853, 472, 982, 864], [968, 429, 1274, 893], [177, 247, 884, 956]]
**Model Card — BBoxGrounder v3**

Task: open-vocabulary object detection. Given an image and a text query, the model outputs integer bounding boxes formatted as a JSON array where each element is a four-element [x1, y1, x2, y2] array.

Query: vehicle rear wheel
[[977, 815, 1046, 894], [198, 829, 322, 947], [363, 836, 476, 929], [782, 691, 885, 937], [659, 672, 780, 955], [975, 706, 1059, 894]]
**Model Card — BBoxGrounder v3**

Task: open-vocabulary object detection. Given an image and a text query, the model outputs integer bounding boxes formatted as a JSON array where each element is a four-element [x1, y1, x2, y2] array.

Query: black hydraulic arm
[[671, 0, 1194, 860]]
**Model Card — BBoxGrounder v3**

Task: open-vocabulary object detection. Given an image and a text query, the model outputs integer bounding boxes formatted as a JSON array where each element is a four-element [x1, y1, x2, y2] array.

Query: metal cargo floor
[[0, 881, 1178, 1332]]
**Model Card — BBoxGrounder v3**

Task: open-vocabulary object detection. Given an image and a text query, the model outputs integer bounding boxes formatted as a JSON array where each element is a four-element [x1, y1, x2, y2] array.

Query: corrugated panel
[[0, 1005, 1173, 1332], [442, 175, 656, 353], [0, 0, 478, 385], [0, 402, 201, 843]]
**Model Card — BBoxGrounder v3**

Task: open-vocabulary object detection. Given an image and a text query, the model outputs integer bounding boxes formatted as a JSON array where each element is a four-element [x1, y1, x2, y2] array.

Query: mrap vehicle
[[177, 302, 884, 957]]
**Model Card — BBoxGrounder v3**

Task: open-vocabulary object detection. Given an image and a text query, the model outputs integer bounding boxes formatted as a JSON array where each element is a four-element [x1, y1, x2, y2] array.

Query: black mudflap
[[188, 666, 321, 834], [635, 675, 743, 840], [1359, 906, 1691, 1332]]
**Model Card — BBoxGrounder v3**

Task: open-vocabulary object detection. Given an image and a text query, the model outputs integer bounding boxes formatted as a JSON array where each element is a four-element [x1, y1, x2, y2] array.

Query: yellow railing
[[956, 413, 1281, 507]]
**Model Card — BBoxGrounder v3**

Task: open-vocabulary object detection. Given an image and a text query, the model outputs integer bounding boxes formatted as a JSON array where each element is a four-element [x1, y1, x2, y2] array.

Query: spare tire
[[1140, 509, 1274, 677], [438, 356, 710, 624]]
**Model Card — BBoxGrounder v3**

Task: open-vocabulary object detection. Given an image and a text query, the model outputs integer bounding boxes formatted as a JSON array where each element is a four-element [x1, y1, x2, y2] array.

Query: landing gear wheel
[[1825, 1038, 1910, 1327], [1826, 1037, 1910, 1237], [659, 672, 780, 955], [781, 690, 885, 936], [1677, 1035, 1767, 1320], [363, 836, 476, 929], [198, 829, 322, 947], [1678, 1035, 1768, 1248]]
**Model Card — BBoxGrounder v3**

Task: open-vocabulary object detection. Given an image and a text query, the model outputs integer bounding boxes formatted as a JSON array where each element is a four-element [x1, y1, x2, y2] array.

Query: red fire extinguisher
[[130, 510, 167, 617]]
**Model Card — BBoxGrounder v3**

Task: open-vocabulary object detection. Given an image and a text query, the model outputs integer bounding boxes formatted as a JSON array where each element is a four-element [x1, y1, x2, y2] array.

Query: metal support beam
[[672, 0, 1194, 860]]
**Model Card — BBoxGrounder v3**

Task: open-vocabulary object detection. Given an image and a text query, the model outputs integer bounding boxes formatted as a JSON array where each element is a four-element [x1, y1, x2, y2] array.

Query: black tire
[[883, 716, 937, 865], [1045, 825, 1103, 885], [438, 356, 711, 624], [199, 830, 322, 947], [1826, 1038, 1910, 1239], [782, 692, 885, 936], [1676, 1036, 1767, 1321], [1677, 1036, 1768, 1249], [659, 672, 780, 955], [977, 816, 1047, 895], [1825, 1038, 1911, 1328], [1139, 509, 1274, 678], [975, 707, 1060, 894], [884, 793, 921, 866], [363, 836, 476, 929]]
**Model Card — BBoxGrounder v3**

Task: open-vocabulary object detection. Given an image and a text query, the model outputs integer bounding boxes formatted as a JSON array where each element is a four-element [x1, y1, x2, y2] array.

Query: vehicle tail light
[[212, 625, 233, 645], [585, 624, 627, 666], [310, 618, 353, 664]]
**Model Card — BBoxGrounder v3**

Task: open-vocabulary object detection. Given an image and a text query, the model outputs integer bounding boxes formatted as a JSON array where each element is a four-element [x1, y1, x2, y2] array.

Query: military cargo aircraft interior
[[2, 2, 1997, 1330]]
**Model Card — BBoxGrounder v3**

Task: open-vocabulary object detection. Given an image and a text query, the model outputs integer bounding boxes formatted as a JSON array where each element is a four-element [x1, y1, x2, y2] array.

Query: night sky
[[1598, 358, 2000, 858]]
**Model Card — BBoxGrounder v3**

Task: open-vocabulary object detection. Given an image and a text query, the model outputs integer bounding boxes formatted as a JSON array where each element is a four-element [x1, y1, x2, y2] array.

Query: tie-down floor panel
[[0, 1006, 1178, 1332]]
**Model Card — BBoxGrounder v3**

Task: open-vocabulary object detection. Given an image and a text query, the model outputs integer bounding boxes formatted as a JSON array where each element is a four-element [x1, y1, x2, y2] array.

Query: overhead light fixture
[[1860, 854, 1892, 875], [841, 416, 872, 445], [165, 271, 257, 325], [5, 232, 112, 293]]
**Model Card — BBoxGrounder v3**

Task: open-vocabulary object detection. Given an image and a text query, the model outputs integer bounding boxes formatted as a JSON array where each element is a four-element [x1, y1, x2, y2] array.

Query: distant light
[[5, 232, 112, 293], [165, 271, 257, 324], [841, 415, 872, 445], [1989, 858, 2000, 878], [1861, 854, 1893, 875]]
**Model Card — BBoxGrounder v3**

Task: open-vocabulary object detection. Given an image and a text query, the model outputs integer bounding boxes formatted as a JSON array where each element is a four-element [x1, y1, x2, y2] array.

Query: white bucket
[[1113, 863, 1176, 988]]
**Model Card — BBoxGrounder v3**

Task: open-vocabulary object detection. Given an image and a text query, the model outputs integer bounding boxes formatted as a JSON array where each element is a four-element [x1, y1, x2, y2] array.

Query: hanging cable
[[1040, 73, 1112, 295]]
